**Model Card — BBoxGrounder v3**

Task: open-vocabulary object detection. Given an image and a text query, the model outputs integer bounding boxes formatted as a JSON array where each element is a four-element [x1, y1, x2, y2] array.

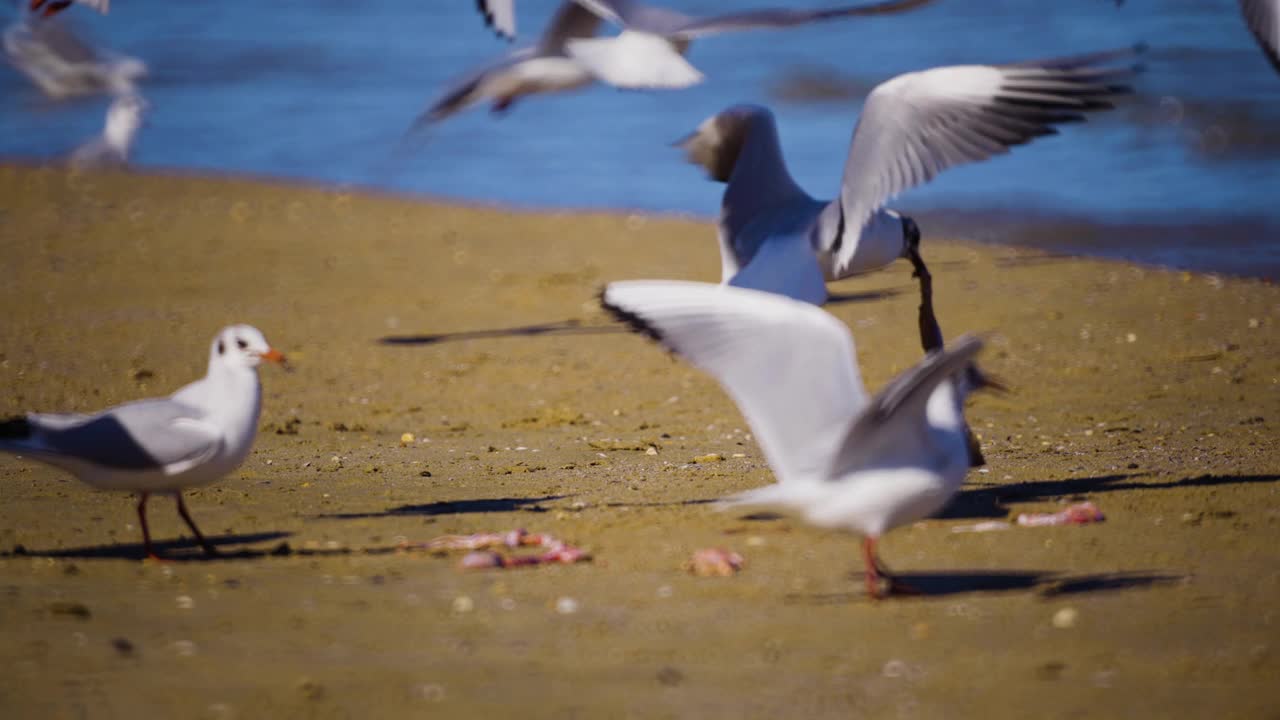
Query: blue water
[[2, 0, 1278, 274]]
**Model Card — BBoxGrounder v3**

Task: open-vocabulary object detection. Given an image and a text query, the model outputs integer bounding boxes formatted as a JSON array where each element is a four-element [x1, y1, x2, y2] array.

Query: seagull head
[[210, 325, 288, 370], [673, 104, 774, 183]]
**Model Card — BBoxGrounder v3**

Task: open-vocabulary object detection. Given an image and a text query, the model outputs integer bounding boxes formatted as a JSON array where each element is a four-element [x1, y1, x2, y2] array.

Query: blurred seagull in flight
[[426, 0, 932, 125], [0, 325, 287, 560], [600, 280, 1000, 599], [2, 13, 145, 99]]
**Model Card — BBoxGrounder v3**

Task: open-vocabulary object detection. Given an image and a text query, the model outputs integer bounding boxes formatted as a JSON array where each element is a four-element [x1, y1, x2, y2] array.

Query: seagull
[[0, 325, 287, 560], [600, 280, 999, 599], [69, 92, 147, 167], [674, 48, 1139, 336], [1239, 0, 1279, 74], [28, 0, 108, 18], [471, 0, 935, 89], [2, 14, 145, 99], [561, 0, 935, 90], [415, 1, 602, 125], [430, 0, 932, 124]]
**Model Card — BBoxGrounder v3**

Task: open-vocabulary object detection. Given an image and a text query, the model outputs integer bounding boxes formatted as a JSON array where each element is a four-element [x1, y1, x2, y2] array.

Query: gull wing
[[831, 334, 983, 474], [667, 0, 935, 40], [601, 280, 867, 484], [831, 48, 1137, 274], [26, 398, 222, 474], [1240, 0, 1280, 74]]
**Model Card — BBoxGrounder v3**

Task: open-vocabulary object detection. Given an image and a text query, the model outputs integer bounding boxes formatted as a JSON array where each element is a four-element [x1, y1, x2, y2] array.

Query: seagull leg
[[490, 96, 517, 115], [862, 536, 884, 599], [174, 493, 218, 557], [136, 492, 162, 561], [862, 537, 922, 598]]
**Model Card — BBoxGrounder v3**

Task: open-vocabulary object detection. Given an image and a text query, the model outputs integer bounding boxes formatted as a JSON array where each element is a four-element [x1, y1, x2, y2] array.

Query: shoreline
[[1, 164, 1277, 718], [3, 157, 1277, 280]]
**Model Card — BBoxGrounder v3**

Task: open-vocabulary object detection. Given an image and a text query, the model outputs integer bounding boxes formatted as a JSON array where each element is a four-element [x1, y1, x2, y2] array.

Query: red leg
[[864, 537, 922, 598], [136, 492, 162, 560], [175, 493, 218, 557], [862, 536, 884, 599]]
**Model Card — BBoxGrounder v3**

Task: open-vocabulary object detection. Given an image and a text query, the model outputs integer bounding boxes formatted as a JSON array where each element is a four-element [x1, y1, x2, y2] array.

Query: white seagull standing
[[600, 280, 999, 599], [674, 48, 1139, 322], [69, 92, 147, 167], [0, 325, 287, 560]]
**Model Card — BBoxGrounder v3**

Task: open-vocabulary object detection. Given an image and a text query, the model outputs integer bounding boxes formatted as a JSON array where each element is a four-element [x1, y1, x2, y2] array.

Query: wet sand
[[0, 164, 1277, 719]]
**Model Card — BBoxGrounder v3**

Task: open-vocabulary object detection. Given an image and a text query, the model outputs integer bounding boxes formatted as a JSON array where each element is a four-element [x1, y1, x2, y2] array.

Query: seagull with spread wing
[[674, 48, 1139, 339], [602, 280, 1001, 599]]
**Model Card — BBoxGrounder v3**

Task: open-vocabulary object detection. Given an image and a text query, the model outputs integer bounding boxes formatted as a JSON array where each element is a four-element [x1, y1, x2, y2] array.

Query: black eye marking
[[235, 338, 249, 350], [217, 340, 226, 355]]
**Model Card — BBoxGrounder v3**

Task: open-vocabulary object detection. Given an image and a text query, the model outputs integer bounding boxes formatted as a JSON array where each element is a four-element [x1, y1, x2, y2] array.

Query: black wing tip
[[598, 286, 666, 346], [0, 416, 32, 439]]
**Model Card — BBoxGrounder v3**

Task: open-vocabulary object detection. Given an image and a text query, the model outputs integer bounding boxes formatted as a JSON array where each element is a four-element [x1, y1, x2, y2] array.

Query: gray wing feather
[[834, 49, 1137, 274], [538, 1, 605, 53], [477, 0, 518, 41], [832, 335, 983, 474], [669, 0, 935, 39], [1240, 0, 1280, 74], [31, 398, 221, 471]]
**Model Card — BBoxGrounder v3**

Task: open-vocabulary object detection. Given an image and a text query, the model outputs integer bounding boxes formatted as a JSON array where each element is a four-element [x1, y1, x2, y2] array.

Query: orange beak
[[259, 348, 289, 368]]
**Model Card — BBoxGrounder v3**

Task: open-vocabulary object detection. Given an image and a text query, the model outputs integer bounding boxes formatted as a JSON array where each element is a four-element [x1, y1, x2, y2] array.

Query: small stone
[[47, 601, 91, 619], [745, 536, 766, 548], [645, 445, 658, 455], [176, 595, 195, 610], [451, 596, 475, 614], [111, 637, 135, 657], [555, 596, 579, 615], [296, 677, 325, 701], [400, 432, 415, 445], [686, 548, 744, 576], [656, 666, 684, 686], [1052, 607, 1078, 629], [1126, 333, 1137, 343], [691, 453, 724, 464]]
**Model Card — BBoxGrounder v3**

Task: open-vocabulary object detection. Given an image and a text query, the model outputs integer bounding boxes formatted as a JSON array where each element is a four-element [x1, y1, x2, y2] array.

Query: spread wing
[[601, 280, 867, 484], [832, 48, 1137, 274]]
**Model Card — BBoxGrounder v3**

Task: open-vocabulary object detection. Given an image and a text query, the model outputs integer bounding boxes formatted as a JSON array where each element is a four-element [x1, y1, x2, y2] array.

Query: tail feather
[[0, 416, 32, 440], [718, 481, 827, 513]]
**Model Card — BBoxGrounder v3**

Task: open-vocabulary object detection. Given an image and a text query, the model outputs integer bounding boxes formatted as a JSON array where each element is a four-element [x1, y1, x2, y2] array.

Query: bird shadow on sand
[[376, 288, 902, 346], [786, 569, 1184, 604], [2, 531, 306, 562], [937, 472, 1280, 520], [313, 494, 570, 521]]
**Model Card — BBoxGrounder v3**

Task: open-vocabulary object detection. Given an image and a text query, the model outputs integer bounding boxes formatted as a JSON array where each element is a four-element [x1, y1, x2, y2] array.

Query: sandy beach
[[0, 164, 1277, 718]]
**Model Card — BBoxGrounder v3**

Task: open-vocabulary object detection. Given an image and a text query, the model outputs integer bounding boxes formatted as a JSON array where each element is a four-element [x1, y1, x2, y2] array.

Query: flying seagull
[[430, 0, 932, 124], [0, 325, 287, 560], [601, 280, 1000, 599]]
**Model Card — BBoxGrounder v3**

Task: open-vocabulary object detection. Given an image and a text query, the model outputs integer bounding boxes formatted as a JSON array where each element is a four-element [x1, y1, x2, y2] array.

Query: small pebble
[[176, 595, 195, 610], [692, 453, 724, 464], [451, 596, 475, 614], [645, 446, 658, 455], [400, 432, 415, 445], [555, 596, 579, 615], [1052, 607, 1078, 629]]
